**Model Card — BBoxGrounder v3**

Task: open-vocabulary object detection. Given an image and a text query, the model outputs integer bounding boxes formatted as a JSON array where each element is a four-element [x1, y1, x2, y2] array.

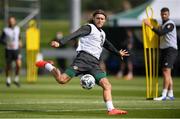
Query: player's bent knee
[[56, 74, 70, 84], [55, 76, 66, 84]]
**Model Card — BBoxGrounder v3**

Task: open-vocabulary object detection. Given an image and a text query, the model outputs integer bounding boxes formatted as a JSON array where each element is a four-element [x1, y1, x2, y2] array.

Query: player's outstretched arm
[[50, 25, 91, 48], [119, 49, 129, 60], [143, 18, 174, 36], [103, 39, 129, 60]]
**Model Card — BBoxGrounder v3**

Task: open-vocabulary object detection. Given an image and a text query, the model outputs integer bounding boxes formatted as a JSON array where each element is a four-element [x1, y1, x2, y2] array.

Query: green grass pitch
[[0, 75, 180, 118]]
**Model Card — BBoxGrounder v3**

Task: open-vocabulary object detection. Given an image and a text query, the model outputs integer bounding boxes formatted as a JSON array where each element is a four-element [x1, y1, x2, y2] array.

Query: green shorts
[[65, 51, 106, 84]]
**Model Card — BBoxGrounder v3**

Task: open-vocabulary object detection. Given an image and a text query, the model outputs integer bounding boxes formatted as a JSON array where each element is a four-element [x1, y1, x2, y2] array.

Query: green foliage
[[82, 0, 147, 12], [82, 0, 123, 11], [0, 0, 147, 19], [41, 0, 70, 19], [0, 45, 5, 69], [0, 21, 5, 69], [40, 20, 69, 47]]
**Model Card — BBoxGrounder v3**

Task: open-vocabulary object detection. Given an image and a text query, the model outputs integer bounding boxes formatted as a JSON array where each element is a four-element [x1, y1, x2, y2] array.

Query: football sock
[[167, 90, 174, 97], [6, 77, 11, 84], [162, 89, 168, 97], [45, 63, 55, 72], [14, 76, 19, 82], [106, 101, 115, 111]]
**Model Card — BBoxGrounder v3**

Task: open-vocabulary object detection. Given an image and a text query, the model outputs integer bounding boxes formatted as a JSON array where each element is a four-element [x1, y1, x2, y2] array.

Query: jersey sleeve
[[103, 39, 120, 56], [152, 23, 174, 36], [58, 25, 91, 45]]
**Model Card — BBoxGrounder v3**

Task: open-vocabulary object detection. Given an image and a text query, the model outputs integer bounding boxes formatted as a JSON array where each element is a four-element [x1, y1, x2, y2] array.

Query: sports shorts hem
[[94, 72, 107, 85], [65, 67, 76, 78]]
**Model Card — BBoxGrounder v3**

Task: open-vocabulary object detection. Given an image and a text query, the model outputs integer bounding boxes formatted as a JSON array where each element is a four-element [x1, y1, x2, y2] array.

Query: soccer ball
[[80, 74, 95, 90]]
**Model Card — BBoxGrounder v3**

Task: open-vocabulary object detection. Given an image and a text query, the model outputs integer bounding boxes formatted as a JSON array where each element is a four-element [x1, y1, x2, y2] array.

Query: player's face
[[93, 14, 106, 28], [161, 11, 169, 21], [8, 17, 16, 27]]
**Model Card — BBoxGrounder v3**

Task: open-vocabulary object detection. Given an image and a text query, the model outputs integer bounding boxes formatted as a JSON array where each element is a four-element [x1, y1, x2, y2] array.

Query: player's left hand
[[119, 49, 129, 60], [50, 40, 60, 48]]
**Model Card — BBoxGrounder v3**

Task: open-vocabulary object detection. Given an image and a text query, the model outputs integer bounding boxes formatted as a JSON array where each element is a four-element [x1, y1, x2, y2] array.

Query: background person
[[116, 0, 134, 80], [36, 9, 129, 115], [54, 32, 67, 71], [0, 16, 22, 87], [116, 29, 134, 80], [144, 7, 178, 101]]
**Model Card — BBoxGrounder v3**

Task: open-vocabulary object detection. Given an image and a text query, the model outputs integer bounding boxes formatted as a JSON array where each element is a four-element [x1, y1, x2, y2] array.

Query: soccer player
[[36, 9, 129, 115], [0, 16, 22, 87], [144, 7, 178, 101]]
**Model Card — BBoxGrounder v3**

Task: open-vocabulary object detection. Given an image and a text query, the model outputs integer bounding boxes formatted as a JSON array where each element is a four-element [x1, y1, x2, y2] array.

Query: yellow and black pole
[[26, 20, 40, 82], [142, 6, 159, 99]]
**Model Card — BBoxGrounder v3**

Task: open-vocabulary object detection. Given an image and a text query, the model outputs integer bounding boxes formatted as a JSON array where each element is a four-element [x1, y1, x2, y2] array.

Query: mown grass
[[0, 75, 180, 118]]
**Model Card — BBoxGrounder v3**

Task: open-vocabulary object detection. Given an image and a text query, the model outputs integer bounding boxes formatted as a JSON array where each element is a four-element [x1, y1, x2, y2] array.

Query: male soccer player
[[36, 10, 129, 115], [144, 7, 178, 101], [0, 16, 22, 87]]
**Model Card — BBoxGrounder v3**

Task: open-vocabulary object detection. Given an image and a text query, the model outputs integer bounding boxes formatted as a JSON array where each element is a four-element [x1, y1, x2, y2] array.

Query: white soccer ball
[[80, 74, 95, 90]]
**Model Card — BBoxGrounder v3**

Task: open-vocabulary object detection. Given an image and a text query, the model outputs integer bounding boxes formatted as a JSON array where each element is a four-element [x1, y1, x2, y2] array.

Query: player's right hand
[[143, 19, 153, 29], [50, 40, 60, 48]]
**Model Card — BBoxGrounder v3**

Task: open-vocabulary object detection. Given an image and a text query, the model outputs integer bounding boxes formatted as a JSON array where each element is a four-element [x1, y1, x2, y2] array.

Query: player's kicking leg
[[36, 60, 71, 84], [99, 78, 128, 115]]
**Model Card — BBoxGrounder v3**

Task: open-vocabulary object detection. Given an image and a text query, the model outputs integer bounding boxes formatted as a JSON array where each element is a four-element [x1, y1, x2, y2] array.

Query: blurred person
[[117, 29, 133, 80], [0, 16, 22, 87], [144, 7, 178, 101], [54, 32, 67, 71], [117, 0, 133, 80], [36, 9, 129, 115], [122, 0, 132, 11]]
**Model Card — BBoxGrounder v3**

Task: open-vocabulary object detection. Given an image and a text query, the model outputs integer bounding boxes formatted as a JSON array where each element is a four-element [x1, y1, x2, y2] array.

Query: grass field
[[0, 75, 180, 119]]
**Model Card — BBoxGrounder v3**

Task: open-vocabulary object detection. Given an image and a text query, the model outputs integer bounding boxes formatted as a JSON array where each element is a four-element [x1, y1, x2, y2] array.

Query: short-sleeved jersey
[[160, 20, 177, 49], [3, 26, 20, 50], [76, 24, 106, 59]]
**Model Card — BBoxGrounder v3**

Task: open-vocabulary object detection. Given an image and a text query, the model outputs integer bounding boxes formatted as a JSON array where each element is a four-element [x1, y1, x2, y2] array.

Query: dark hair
[[8, 16, 16, 20], [92, 9, 107, 18], [161, 7, 169, 13], [88, 9, 107, 23]]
